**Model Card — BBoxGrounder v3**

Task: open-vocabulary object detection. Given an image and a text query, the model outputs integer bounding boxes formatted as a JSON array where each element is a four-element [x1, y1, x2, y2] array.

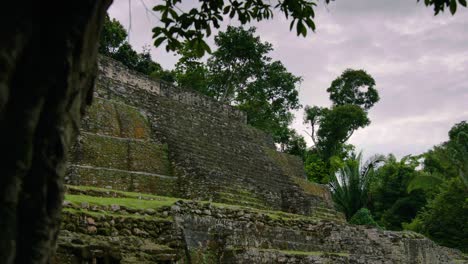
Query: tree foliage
[[175, 26, 302, 146], [327, 69, 379, 110], [99, 14, 128, 55], [349, 208, 380, 228], [447, 121, 468, 187], [417, 0, 467, 15], [368, 155, 427, 230], [207, 26, 274, 103], [405, 178, 468, 252], [304, 70, 377, 159], [152, 0, 466, 56], [99, 15, 175, 82], [303, 69, 378, 183], [174, 43, 211, 94], [314, 105, 370, 160], [281, 129, 308, 158], [152, 0, 317, 56]]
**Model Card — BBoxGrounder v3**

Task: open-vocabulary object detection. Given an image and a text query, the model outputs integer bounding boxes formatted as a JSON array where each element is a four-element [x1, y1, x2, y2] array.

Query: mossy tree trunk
[[0, 1, 111, 263]]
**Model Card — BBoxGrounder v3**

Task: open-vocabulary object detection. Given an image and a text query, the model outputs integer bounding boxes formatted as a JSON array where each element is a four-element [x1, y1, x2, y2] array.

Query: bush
[[349, 208, 380, 228], [406, 178, 468, 252]]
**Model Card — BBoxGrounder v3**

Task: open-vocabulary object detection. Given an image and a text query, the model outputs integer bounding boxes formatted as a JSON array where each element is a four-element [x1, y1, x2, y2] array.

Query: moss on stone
[[293, 177, 331, 201], [128, 141, 172, 175], [62, 207, 172, 221], [65, 194, 178, 210], [255, 249, 349, 257], [264, 147, 305, 179], [82, 98, 121, 137], [79, 133, 129, 170], [114, 102, 151, 139]]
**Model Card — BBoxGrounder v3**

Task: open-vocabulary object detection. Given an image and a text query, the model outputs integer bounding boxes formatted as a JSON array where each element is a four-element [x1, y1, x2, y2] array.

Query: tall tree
[[0, 1, 464, 262], [303, 69, 378, 183], [307, 104, 370, 160], [0, 1, 112, 263], [207, 26, 273, 103]]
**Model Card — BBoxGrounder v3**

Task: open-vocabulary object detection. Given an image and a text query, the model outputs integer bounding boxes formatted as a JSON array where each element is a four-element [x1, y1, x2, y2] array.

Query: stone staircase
[[55, 186, 467, 264], [67, 97, 178, 197]]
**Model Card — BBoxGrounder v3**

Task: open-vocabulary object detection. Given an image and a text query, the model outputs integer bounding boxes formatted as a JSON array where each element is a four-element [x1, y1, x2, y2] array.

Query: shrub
[[349, 208, 380, 228]]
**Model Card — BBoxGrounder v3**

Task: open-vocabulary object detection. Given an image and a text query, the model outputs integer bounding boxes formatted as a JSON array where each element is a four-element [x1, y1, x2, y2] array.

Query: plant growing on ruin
[[329, 152, 384, 219]]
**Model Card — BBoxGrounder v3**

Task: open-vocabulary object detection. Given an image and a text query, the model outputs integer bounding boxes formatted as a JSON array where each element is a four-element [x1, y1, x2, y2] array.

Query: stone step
[[221, 248, 351, 263], [216, 191, 267, 205], [66, 165, 177, 197], [216, 196, 270, 210]]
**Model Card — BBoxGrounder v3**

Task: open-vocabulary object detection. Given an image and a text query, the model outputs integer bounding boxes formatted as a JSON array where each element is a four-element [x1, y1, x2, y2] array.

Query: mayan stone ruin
[[53, 56, 467, 264]]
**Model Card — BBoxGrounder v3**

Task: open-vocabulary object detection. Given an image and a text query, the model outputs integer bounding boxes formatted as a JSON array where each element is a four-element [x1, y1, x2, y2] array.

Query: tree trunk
[[0, 1, 112, 263]]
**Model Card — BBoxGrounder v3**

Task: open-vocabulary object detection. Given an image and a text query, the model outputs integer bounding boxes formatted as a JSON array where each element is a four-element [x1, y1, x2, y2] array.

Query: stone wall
[[60, 57, 467, 263], [54, 186, 467, 264], [67, 56, 336, 216]]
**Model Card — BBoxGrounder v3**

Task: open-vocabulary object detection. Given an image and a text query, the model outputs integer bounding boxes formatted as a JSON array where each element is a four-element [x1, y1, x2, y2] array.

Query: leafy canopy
[[152, 0, 316, 56], [152, 0, 466, 56], [327, 69, 379, 110], [304, 69, 377, 161], [369, 155, 427, 230]]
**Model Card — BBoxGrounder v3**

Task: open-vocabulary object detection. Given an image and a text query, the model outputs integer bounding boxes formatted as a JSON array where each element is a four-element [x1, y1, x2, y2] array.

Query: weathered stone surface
[[56, 190, 467, 263], [58, 57, 467, 263], [68, 55, 336, 217]]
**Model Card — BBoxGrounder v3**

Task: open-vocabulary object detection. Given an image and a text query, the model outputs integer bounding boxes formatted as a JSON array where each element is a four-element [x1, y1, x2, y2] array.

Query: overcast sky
[[109, 0, 468, 159]]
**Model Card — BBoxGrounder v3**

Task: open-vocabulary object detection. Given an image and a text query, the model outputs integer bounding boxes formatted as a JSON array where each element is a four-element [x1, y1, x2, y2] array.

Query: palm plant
[[329, 152, 384, 219]]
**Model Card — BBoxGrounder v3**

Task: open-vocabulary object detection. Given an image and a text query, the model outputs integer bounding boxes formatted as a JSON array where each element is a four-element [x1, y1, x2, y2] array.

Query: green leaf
[[153, 5, 166, 12], [168, 8, 178, 19], [450, 0, 457, 14], [305, 18, 316, 31], [459, 0, 467, 7], [223, 6, 231, 14], [153, 37, 166, 47], [289, 19, 296, 31], [297, 20, 306, 36]]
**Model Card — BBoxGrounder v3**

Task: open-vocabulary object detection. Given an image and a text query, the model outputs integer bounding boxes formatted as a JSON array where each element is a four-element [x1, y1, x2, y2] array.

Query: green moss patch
[[129, 141, 172, 175], [79, 133, 129, 170], [82, 98, 121, 137], [114, 102, 151, 139], [264, 147, 305, 179], [65, 194, 178, 211], [293, 177, 331, 201], [82, 98, 151, 140], [70, 166, 176, 196]]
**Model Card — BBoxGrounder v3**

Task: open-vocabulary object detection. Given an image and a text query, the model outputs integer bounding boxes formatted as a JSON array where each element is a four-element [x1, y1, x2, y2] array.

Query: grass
[[65, 185, 341, 223], [62, 207, 172, 221], [67, 185, 175, 201], [258, 249, 350, 257], [65, 194, 177, 210]]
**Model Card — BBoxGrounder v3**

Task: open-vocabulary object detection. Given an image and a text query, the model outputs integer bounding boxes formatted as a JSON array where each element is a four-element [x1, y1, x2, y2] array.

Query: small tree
[[329, 152, 383, 219]]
